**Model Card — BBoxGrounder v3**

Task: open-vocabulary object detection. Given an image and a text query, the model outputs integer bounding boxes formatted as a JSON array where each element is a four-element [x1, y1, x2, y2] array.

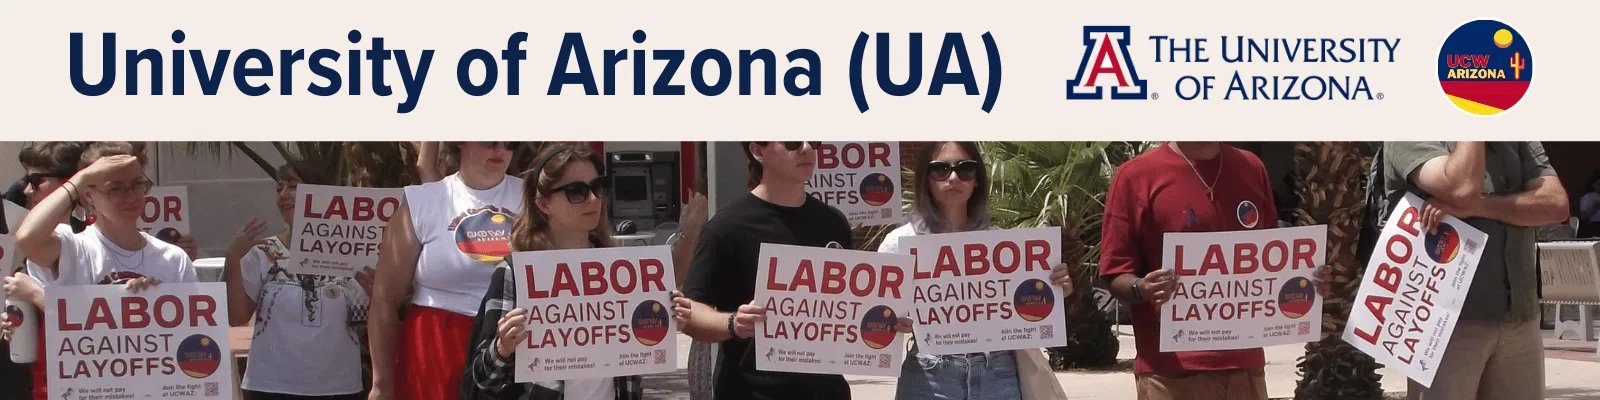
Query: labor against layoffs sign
[[48, 283, 233, 400], [1344, 194, 1485, 387], [805, 142, 900, 227], [138, 186, 189, 247], [754, 243, 912, 377], [288, 185, 403, 277], [512, 245, 677, 381], [1160, 226, 1325, 352], [897, 228, 1066, 355]]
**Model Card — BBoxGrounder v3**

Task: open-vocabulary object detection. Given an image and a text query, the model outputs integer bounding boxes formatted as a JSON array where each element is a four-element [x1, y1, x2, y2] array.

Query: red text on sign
[[140, 196, 182, 223], [304, 194, 400, 222], [766, 258, 904, 298], [1353, 206, 1423, 346], [526, 258, 668, 299], [913, 240, 1052, 280], [1173, 238, 1317, 276], [57, 295, 219, 331], [816, 143, 892, 170]]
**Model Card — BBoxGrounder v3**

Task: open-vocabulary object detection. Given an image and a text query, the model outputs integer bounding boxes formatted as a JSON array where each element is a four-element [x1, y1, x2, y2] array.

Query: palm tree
[[980, 141, 1151, 369], [1290, 142, 1385, 400]]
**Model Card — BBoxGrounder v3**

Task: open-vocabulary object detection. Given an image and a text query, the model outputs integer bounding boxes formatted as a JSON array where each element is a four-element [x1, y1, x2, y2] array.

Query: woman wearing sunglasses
[[462, 143, 643, 400], [220, 161, 373, 400], [9, 142, 199, 400], [1, 141, 87, 400], [369, 142, 524, 400], [880, 142, 1071, 400]]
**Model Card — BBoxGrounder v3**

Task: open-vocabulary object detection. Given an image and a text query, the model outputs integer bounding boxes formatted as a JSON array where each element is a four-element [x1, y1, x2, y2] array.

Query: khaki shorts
[[1407, 318, 1544, 400], [1135, 367, 1267, 400]]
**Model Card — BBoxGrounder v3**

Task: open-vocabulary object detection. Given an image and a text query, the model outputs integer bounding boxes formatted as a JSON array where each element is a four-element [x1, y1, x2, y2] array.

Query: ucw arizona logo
[[1066, 26, 1148, 100]]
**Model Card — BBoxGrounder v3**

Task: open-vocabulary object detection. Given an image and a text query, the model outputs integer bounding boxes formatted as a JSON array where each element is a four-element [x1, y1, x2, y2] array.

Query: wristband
[[727, 313, 739, 339], [1131, 278, 1144, 301]]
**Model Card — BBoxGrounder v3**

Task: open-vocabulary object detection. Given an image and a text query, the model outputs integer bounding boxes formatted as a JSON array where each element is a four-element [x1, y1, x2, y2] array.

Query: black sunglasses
[[928, 160, 982, 182], [475, 142, 518, 150], [22, 171, 71, 187], [779, 142, 823, 151], [545, 176, 612, 204]]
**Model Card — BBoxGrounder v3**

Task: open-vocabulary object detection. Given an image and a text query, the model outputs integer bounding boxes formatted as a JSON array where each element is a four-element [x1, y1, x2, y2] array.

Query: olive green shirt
[[1383, 142, 1556, 323]]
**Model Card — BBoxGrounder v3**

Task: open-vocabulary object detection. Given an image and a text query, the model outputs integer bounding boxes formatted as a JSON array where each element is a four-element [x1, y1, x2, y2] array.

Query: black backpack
[[1355, 146, 1387, 266]]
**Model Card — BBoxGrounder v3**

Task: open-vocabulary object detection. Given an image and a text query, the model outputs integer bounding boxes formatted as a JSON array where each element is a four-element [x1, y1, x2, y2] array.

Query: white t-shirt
[[27, 224, 196, 287], [564, 378, 615, 400], [405, 173, 524, 316], [239, 237, 367, 396]]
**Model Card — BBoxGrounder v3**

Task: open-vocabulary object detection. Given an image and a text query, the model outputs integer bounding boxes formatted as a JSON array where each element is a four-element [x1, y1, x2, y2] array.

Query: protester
[[1386, 142, 1566, 400], [673, 141, 911, 400], [1, 141, 87, 400], [221, 161, 374, 400], [460, 144, 643, 400], [368, 142, 523, 400], [877, 141, 1073, 400], [1099, 142, 1279, 400], [7, 141, 198, 400]]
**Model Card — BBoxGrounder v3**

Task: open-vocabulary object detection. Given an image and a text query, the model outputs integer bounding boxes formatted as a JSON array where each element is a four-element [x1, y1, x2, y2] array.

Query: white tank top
[[404, 173, 524, 316]]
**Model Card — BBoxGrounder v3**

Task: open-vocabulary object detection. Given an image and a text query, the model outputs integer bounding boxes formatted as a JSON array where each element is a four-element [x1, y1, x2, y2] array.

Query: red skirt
[[396, 305, 474, 400]]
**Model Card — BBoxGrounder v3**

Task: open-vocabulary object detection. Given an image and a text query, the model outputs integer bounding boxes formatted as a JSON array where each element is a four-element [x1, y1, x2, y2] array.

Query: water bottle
[[6, 298, 36, 363]]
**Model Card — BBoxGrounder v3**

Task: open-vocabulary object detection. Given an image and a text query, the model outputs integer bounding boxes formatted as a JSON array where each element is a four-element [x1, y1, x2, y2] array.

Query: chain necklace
[[1172, 143, 1222, 201]]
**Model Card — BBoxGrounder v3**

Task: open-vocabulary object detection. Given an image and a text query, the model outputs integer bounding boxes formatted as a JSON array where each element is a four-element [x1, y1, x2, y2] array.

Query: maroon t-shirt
[[1099, 144, 1279, 375]]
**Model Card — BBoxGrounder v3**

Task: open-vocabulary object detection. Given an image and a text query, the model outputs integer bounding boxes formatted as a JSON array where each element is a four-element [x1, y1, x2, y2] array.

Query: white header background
[[1, 0, 1593, 140]]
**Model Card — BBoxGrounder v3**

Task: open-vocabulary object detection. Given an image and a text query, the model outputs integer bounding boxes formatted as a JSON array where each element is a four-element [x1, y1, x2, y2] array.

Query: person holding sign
[[221, 161, 374, 400], [461, 144, 644, 400], [1099, 142, 1278, 400], [1, 141, 87, 400], [369, 142, 524, 400], [1384, 142, 1566, 400], [9, 142, 198, 400], [878, 142, 1071, 400], [676, 142, 910, 400]]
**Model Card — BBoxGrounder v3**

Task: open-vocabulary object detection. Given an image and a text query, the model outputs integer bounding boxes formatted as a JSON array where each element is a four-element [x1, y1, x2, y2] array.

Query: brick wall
[[853, 141, 928, 250]]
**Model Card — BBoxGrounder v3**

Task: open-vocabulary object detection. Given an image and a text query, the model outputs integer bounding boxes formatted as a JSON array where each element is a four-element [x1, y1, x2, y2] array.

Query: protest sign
[[0, 231, 13, 273], [1343, 193, 1485, 387], [897, 228, 1066, 355], [805, 142, 900, 227], [139, 186, 190, 246], [754, 243, 911, 376], [1160, 226, 1326, 352], [512, 245, 677, 381], [4, 200, 26, 233], [288, 184, 403, 277], [47, 283, 233, 400]]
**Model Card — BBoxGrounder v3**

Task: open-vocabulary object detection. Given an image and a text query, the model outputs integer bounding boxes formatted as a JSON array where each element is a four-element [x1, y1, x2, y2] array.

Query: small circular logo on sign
[[859, 305, 898, 350], [859, 173, 896, 207], [176, 334, 222, 379], [1013, 279, 1056, 322], [155, 228, 182, 245], [1277, 277, 1316, 319], [632, 300, 671, 347], [1426, 223, 1462, 264]]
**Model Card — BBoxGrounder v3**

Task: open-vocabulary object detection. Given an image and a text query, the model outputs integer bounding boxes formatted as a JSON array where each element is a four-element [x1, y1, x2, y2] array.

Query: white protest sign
[[0, 231, 13, 274], [288, 184, 403, 277], [4, 200, 26, 233], [512, 245, 677, 381], [1160, 226, 1326, 352], [1343, 194, 1485, 387], [897, 228, 1066, 355], [47, 283, 234, 400], [754, 243, 911, 377], [139, 186, 190, 246], [806, 142, 901, 227]]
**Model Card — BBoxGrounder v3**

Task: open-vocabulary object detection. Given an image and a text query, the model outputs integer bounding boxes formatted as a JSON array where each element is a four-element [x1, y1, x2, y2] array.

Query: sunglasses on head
[[546, 176, 612, 204], [22, 171, 71, 187], [779, 141, 823, 151], [928, 160, 981, 182]]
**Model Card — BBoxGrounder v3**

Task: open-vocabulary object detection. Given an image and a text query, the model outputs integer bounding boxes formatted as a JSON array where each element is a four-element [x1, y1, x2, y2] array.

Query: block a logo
[[1066, 26, 1148, 100]]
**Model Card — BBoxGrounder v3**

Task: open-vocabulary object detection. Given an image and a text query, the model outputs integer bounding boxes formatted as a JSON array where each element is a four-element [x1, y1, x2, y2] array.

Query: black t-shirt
[[682, 192, 854, 400]]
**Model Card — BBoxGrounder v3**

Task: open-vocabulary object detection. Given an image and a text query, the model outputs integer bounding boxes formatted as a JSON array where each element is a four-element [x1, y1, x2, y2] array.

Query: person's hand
[[78, 155, 141, 183], [367, 388, 393, 400], [125, 276, 161, 293], [3, 272, 43, 307], [227, 218, 269, 260], [1049, 263, 1075, 297], [176, 235, 199, 261], [1142, 269, 1177, 308], [894, 317, 914, 334], [1312, 264, 1333, 299], [671, 291, 692, 330], [495, 308, 530, 359], [1421, 198, 1481, 233], [732, 303, 766, 339], [355, 267, 376, 296]]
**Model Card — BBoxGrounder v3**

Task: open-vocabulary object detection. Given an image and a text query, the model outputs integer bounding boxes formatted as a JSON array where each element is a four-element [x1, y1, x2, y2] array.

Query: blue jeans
[[893, 345, 1022, 400]]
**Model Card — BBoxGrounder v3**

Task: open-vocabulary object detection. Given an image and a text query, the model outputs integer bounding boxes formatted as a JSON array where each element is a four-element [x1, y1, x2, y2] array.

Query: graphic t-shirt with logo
[[405, 173, 523, 316], [1098, 144, 1278, 375], [239, 236, 368, 396]]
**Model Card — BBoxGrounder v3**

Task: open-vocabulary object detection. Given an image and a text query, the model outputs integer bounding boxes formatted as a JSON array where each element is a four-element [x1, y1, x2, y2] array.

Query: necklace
[[1172, 144, 1223, 201]]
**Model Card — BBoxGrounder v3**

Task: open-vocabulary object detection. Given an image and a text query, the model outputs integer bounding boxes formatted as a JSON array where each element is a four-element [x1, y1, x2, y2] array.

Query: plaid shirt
[[462, 257, 644, 400]]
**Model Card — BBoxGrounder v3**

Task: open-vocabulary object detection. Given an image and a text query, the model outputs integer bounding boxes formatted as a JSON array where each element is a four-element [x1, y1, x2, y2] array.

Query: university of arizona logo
[[1066, 26, 1148, 100]]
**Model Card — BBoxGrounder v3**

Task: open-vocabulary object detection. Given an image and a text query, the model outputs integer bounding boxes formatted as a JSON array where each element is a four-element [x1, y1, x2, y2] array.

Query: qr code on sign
[[205, 382, 218, 397], [1040, 325, 1053, 340], [881, 208, 892, 219], [655, 350, 667, 365], [1463, 239, 1479, 255], [1298, 322, 1311, 335], [878, 354, 891, 369]]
